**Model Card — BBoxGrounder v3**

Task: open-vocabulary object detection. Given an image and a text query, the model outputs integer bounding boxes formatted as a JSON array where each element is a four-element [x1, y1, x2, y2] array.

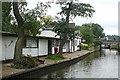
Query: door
[[48, 40, 52, 55]]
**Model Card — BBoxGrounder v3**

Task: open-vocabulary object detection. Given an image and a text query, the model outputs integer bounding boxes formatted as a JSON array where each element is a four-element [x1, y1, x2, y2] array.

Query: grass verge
[[46, 54, 65, 60]]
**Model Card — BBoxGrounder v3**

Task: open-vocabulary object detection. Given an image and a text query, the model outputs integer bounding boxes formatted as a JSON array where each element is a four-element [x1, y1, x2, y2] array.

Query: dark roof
[[1, 31, 18, 36]]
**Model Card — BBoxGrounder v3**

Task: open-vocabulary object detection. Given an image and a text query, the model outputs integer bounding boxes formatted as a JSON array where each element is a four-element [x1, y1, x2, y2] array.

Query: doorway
[[48, 40, 52, 55]]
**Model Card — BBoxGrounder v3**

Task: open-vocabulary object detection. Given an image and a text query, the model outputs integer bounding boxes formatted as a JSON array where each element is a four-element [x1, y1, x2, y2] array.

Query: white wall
[[62, 38, 81, 53], [23, 48, 38, 57], [63, 42, 69, 52], [70, 40, 74, 52], [1, 34, 81, 61], [74, 38, 81, 51], [1, 36, 40, 61], [39, 39, 48, 56], [1, 36, 17, 61], [52, 46, 55, 54], [74, 39, 78, 51], [52, 46, 59, 54]]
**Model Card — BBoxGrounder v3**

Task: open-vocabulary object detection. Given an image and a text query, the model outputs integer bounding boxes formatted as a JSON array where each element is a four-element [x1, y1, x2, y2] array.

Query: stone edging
[[2, 50, 97, 80]]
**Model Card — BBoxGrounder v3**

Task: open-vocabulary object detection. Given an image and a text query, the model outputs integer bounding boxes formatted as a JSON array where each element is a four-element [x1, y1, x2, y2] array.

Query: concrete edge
[[2, 50, 97, 80]]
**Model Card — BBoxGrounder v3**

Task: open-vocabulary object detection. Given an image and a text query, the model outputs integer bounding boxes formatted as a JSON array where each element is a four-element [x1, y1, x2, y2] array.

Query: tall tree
[[53, 18, 81, 53], [13, 1, 24, 61], [12, 1, 51, 61], [12, 2, 51, 36], [23, 2, 51, 36], [56, 0, 95, 53]]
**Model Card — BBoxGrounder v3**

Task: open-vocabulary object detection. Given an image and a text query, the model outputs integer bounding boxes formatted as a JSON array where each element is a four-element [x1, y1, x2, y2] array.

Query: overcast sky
[[27, 0, 119, 35]]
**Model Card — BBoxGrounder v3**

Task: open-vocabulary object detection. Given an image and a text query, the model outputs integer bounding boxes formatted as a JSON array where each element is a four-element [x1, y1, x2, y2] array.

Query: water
[[29, 49, 119, 78]]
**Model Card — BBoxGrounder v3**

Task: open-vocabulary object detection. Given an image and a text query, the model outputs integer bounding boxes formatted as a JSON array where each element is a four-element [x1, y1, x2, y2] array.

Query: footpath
[[1, 50, 96, 79]]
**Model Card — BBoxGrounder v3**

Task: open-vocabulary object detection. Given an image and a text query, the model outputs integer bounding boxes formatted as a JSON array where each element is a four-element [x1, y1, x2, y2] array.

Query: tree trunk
[[13, 1, 24, 61], [58, 2, 72, 54], [59, 37, 67, 54]]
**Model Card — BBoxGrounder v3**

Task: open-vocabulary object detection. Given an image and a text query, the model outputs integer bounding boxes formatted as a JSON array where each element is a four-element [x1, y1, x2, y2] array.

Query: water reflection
[[30, 49, 118, 78]]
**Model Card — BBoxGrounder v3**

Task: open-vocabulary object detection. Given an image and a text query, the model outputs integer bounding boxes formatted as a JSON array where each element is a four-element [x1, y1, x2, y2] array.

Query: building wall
[[39, 39, 48, 56], [74, 38, 81, 51], [22, 38, 39, 57], [62, 38, 81, 53], [63, 42, 69, 52], [52, 40, 59, 54], [23, 48, 38, 57], [52, 46, 59, 54], [1, 35, 49, 61], [1, 34, 81, 61], [1, 36, 17, 61], [1, 35, 55, 61]]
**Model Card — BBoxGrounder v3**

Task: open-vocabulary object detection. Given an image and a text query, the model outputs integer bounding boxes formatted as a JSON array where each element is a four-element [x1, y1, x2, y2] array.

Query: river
[[28, 49, 119, 78]]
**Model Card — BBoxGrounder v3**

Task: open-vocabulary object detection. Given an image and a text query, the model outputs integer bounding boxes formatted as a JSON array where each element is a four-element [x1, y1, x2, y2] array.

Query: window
[[26, 38, 38, 48]]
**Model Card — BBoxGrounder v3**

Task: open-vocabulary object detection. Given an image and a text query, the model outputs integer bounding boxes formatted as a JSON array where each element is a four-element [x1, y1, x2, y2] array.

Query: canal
[[28, 49, 119, 78]]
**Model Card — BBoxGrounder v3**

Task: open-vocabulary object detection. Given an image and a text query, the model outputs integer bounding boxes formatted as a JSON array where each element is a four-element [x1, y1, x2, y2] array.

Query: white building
[[1, 28, 81, 61], [1, 31, 59, 61]]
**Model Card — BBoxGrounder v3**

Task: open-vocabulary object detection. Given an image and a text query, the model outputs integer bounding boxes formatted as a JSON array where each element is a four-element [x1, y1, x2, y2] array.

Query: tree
[[53, 18, 80, 52], [12, 2, 51, 36], [23, 2, 51, 36], [90, 23, 105, 38], [13, 1, 24, 61], [79, 23, 105, 47], [90, 23, 105, 46], [2, 2, 12, 32], [56, 0, 95, 53], [40, 15, 54, 28], [12, 1, 51, 61], [79, 25, 94, 44]]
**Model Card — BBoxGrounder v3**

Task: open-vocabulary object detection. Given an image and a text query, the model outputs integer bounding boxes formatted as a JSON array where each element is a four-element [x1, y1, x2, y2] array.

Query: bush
[[81, 43, 89, 50], [12, 55, 38, 69], [93, 40, 102, 47]]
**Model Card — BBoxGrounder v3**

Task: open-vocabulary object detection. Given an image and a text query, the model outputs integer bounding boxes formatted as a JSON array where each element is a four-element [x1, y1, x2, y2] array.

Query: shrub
[[12, 55, 38, 69], [93, 40, 102, 47], [81, 43, 89, 50]]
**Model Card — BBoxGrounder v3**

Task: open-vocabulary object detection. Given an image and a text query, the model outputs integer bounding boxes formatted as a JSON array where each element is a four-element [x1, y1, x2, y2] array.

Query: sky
[[26, 0, 119, 35]]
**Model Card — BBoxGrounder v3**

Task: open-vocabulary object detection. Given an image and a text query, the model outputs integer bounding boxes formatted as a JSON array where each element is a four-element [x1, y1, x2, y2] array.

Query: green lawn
[[46, 55, 65, 60]]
